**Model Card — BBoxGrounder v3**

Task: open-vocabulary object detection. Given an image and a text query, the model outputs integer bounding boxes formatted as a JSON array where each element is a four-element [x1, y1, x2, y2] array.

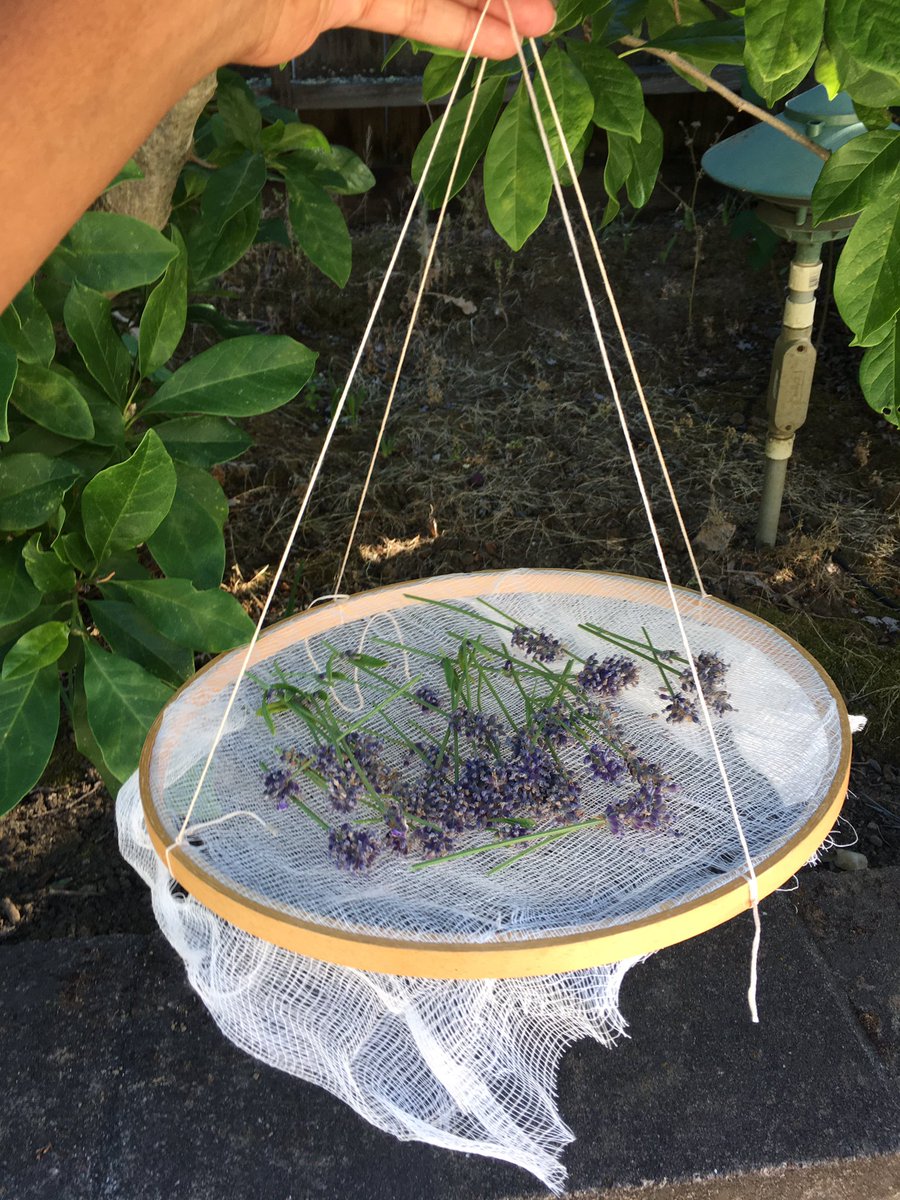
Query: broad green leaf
[[285, 171, 352, 287], [83, 640, 172, 781], [834, 192, 900, 344], [81, 429, 176, 562], [535, 46, 596, 170], [201, 151, 267, 233], [825, 0, 900, 84], [23, 533, 75, 595], [282, 146, 376, 196], [71, 677, 118, 794], [859, 318, 899, 426], [0, 540, 42, 624], [0, 454, 80, 530], [139, 226, 188, 378], [0, 601, 67, 656], [624, 109, 663, 207], [744, 0, 824, 106], [569, 41, 643, 140], [0, 284, 55, 366], [105, 159, 143, 191], [602, 128, 632, 225], [382, 36, 407, 69], [0, 666, 59, 816], [147, 463, 227, 589], [63, 284, 131, 404], [216, 68, 263, 150], [412, 75, 506, 207], [183, 198, 260, 286], [76, 381, 126, 449], [256, 216, 292, 247], [814, 43, 841, 99], [262, 120, 330, 155], [103, 577, 254, 652], [64, 212, 178, 292], [0, 342, 16, 442], [422, 54, 468, 102], [559, 123, 593, 188], [10, 364, 95, 439], [854, 103, 893, 131], [52, 531, 94, 574], [643, 18, 745, 65], [812, 131, 900, 223], [153, 414, 252, 466], [484, 83, 553, 251], [88, 598, 193, 686], [1, 621, 69, 681], [142, 335, 317, 417]]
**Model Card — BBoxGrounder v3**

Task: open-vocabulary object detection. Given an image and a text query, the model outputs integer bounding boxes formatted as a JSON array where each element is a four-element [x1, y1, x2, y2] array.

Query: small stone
[[0, 897, 20, 925], [834, 848, 868, 872]]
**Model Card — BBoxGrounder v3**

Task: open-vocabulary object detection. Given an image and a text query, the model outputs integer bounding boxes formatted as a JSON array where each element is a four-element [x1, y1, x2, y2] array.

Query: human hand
[[234, 0, 556, 66]]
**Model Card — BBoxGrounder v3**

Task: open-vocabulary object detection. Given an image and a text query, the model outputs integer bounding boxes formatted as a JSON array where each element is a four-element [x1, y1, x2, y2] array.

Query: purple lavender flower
[[328, 824, 381, 871], [577, 654, 639, 698], [413, 825, 455, 859], [413, 685, 441, 712], [661, 690, 700, 725], [383, 804, 410, 855], [676, 651, 733, 718], [262, 750, 301, 810], [449, 706, 503, 745], [584, 744, 628, 784], [606, 783, 675, 835], [510, 625, 561, 664]]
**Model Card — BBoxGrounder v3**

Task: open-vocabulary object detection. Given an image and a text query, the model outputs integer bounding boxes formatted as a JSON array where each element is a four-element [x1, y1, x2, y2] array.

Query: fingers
[[344, 0, 555, 60]]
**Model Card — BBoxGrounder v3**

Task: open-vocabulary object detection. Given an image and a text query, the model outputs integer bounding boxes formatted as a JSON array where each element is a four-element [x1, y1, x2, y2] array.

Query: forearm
[[0, 0, 238, 307]]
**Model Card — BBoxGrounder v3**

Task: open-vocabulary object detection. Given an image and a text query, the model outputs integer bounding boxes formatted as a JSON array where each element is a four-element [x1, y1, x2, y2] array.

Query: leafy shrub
[[0, 70, 374, 814]]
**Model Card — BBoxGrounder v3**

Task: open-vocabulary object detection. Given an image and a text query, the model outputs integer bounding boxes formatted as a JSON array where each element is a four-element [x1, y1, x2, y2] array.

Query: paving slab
[[1, 887, 899, 1200]]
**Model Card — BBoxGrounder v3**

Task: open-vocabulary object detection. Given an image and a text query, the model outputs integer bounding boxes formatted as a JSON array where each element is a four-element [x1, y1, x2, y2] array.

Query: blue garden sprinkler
[[702, 86, 871, 546]]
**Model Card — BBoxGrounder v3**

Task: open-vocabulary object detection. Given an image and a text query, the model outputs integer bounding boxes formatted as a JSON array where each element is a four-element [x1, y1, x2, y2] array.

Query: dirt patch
[[5, 180, 900, 941]]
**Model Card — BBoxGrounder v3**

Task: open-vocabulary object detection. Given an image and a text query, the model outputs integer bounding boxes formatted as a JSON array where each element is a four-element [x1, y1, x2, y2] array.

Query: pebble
[[0, 897, 20, 925], [834, 848, 868, 872]]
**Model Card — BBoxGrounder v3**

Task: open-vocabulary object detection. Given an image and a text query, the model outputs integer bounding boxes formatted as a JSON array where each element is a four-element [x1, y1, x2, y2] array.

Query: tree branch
[[618, 35, 831, 162]]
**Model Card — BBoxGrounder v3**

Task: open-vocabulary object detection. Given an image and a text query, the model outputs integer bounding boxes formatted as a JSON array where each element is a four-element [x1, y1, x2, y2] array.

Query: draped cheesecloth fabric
[[116, 571, 847, 1191]]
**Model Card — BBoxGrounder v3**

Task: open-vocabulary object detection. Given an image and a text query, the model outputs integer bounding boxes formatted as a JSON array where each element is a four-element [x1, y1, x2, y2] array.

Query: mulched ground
[[3, 174, 899, 942]]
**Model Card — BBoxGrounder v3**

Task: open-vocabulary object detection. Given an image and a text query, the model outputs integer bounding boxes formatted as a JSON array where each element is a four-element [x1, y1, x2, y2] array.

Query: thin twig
[[617, 35, 831, 162]]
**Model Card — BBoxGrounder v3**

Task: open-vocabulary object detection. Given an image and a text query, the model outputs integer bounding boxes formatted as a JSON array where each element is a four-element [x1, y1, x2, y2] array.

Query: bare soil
[[3, 178, 900, 942]]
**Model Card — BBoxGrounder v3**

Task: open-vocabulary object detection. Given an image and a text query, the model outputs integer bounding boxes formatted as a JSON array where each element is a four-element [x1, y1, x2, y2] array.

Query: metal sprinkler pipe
[[756, 240, 823, 546]]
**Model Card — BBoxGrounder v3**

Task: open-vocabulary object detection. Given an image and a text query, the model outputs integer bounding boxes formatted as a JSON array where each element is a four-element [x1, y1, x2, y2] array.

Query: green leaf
[[0, 666, 59, 816], [0, 342, 16, 442], [216, 68, 263, 150], [0, 454, 80, 530], [825, 0, 900, 85], [1, 621, 69, 681], [64, 212, 178, 292], [262, 120, 330, 155], [422, 54, 467, 103], [569, 41, 643, 140], [854, 103, 893, 131], [285, 170, 352, 287], [83, 640, 172, 781], [142, 334, 317, 417], [744, 0, 825, 106], [859, 318, 899, 426], [484, 83, 553, 251], [152, 413, 252, 466], [256, 216, 292, 248], [0, 284, 55, 366], [139, 226, 188, 378], [812, 131, 900, 223], [412, 75, 506, 207], [624, 108, 663, 207], [81, 429, 176, 562], [76, 380, 126, 449], [535, 46, 596, 169], [814, 43, 841, 99], [52, 531, 94, 574], [10, 364, 95, 439], [104, 158, 143, 191], [834, 192, 900, 344], [182, 198, 261, 286], [382, 36, 408, 69], [103, 577, 254, 652], [0, 540, 42, 624], [63, 284, 132, 404], [23, 533, 76, 595], [642, 17, 745, 65], [88, 598, 193, 686], [322, 146, 376, 195], [71, 675, 118, 794], [147, 463, 227, 589], [201, 151, 268, 233]]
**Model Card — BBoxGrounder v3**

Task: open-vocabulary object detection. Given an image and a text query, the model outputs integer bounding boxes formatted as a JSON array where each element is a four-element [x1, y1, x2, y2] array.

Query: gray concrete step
[[1, 877, 899, 1200]]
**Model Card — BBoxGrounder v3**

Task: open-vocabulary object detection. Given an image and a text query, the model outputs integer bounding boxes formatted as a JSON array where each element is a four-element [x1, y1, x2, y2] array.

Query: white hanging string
[[166, 5, 495, 860], [332, 60, 491, 597], [501, 1, 761, 1020]]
